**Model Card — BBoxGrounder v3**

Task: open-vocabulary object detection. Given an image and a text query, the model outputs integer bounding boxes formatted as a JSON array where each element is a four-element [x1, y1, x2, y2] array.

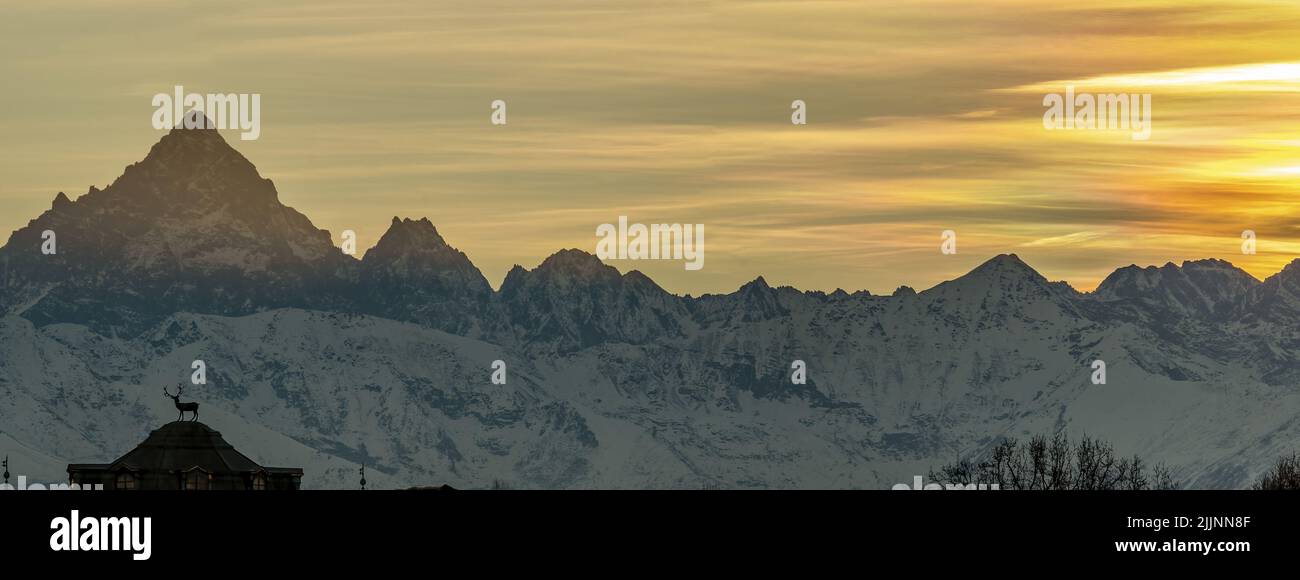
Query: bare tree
[[1151, 463, 1176, 491], [930, 432, 1177, 490], [1253, 452, 1300, 490]]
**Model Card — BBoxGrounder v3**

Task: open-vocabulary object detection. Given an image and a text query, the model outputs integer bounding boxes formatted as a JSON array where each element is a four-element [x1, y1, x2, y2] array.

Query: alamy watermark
[[1, 475, 102, 491], [1043, 86, 1151, 141], [50, 510, 152, 561], [596, 216, 704, 271], [893, 475, 999, 490], [152, 85, 261, 140]]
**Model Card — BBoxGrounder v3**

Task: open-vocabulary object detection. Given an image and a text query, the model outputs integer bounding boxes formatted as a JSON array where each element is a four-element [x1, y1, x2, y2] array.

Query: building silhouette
[[67, 421, 302, 490]]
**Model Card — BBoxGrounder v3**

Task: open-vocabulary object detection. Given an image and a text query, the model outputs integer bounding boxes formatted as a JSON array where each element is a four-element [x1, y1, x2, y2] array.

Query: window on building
[[184, 470, 210, 490], [252, 473, 266, 490], [115, 472, 136, 490]]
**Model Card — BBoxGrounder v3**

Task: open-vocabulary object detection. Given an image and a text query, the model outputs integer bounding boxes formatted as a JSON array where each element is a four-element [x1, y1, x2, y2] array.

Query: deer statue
[[164, 384, 200, 422]]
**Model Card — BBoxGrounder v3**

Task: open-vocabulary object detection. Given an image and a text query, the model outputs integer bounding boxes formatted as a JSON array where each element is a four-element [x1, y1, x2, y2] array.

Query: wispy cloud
[[5, 0, 1300, 294]]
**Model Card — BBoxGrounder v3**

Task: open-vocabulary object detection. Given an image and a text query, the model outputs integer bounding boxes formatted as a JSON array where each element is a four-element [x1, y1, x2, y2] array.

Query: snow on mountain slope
[[359, 217, 492, 337], [2, 310, 603, 489], [0, 125, 357, 334], [496, 249, 693, 353], [4, 253, 1300, 489], [1094, 259, 1259, 320], [0, 432, 73, 487], [4, 127, 1300, 489]]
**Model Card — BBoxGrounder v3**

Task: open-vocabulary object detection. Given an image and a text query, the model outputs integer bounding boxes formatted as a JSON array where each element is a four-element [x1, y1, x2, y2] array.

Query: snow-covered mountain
[[0, 123, 355, 334], [1094, 259, 1258, 319], [359, 216, 492, 336], [2, 127, 1298, 489]]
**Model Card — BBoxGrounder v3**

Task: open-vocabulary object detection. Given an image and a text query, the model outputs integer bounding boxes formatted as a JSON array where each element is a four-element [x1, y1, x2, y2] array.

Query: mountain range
[[2, 124, 1299, 489]]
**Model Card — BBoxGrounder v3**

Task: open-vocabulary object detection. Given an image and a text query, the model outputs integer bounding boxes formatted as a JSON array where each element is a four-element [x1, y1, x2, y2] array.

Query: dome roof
[[109, 421, 263, 474]]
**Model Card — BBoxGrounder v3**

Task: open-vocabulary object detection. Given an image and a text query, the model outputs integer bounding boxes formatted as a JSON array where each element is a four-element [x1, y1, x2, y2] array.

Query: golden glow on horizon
[[1013, 62, 1300, 92]]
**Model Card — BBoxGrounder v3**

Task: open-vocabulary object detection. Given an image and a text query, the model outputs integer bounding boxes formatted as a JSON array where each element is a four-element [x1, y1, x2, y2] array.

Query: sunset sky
[[4, 0, 1300, 295]]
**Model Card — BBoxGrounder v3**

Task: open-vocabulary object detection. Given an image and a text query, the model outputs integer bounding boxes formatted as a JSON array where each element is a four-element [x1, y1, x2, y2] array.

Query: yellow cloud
[[1009, 62, 1300, 93]]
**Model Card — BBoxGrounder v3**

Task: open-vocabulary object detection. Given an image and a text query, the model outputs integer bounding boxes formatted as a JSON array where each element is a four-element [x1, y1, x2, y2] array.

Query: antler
[[163, 386, 173, 398]]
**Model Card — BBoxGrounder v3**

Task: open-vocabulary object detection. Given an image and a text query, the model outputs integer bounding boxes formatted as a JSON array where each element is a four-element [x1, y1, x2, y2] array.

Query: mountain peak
[[972, 253, 1037, 275], [497, 251, 686, 352], [174, 109, 220, 131], [91, 117, 276, 213], [920, 253, 1065, 312], [153, 114, 231, 153], [1239, 258, 1300, 321], [1176, 258, 1239, 272], [892, 285, 916, 297], [376, 217, 448, 250], [740, 276, 771, 291], [1247, 257, 1300, 295], [1276, 258, 1300, 276], [0, 122, 349, 333], [720, 275, 787, 320], [941, 254, 1048, 289], [1094, 257, 1257, 318], [363, 219, 484, 284], [535, 249, 618, 277], [358, 218, 491, 333]]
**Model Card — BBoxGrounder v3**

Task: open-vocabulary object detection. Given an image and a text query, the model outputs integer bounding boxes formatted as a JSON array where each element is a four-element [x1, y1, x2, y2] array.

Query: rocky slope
[[3, 127, 1299, 489]]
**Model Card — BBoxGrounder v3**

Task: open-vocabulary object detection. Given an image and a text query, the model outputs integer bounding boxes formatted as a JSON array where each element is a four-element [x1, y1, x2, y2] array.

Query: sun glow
[[1014, 62, 1300, 92]]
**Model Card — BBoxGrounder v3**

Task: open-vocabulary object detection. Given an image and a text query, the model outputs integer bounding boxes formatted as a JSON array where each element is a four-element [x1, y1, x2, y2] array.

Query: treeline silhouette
[[1253, 452, 1300, 490], [931, 433, 1177, 490]]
